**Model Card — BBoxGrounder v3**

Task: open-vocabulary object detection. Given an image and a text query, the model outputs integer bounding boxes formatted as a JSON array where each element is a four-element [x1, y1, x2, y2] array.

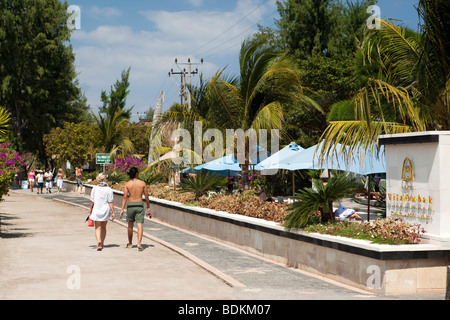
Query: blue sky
[[67, 0, 421, 119]]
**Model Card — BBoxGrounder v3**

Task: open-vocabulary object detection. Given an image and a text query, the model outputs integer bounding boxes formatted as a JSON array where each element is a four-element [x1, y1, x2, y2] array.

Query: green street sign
[[96, 154, 112, 165]]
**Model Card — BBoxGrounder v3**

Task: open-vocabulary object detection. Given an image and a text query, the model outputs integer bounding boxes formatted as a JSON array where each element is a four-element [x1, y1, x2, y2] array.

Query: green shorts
[[127, 202, 145, 224]]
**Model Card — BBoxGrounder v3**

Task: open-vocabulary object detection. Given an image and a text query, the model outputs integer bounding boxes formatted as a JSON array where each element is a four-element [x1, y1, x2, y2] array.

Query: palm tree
[[180, 172, 226, 200], [319, 0, 449, 161], [92, 109, 134, 156], [153, 38, 304, 189], [284, 175, 357, 230], [207, 37, 303, 189], [0, 106, 10, 138]]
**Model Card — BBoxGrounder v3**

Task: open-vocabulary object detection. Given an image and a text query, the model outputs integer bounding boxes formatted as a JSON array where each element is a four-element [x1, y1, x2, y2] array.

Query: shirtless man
[[119, 167, 151, 251]]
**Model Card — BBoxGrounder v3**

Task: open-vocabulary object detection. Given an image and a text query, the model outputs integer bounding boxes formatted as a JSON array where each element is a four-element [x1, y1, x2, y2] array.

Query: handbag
[[87, 186, 96, 227], [88, 215, 94, 227]]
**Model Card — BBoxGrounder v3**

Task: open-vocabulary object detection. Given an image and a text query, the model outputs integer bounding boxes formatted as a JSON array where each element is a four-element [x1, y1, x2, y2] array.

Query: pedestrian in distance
[[28, 168, 36, 193], [44, 168, 53, 193], [56, 168, 64, 193], [120, 167, 151, 252], [36, 170, 44, 194], [75, 167, 83, 194], [88, 173, 115, 251]]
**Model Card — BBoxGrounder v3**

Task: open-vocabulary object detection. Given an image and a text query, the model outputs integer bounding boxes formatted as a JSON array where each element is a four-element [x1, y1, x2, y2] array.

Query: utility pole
[[169, 58, 203, 110]]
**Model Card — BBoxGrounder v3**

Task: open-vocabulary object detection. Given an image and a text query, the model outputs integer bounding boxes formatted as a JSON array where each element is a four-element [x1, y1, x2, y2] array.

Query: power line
[[201, 9, 278, 59], [188, 0, 271, 57]]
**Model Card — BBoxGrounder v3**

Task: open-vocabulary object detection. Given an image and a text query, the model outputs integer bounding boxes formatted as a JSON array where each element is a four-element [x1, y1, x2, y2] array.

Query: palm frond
[[319, 120, 411, 167], [285, 175, 357, 230], [0, 107, 11, 137], [354, 78, 427, 131]]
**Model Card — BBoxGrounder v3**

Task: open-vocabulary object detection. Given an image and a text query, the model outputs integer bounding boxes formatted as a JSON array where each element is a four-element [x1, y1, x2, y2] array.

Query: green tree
[[276, 0, 336, 58], [92, 68, 134, 155], [0, 0, 89, 160], [275, 0, 376, 58], [99, 67, 134, 121], [43, 122, 101, 169], [124, 123, 151, 158], [273, 1, 376, 147], [319, 0, 450, 159], [207, 38, 303, 189]]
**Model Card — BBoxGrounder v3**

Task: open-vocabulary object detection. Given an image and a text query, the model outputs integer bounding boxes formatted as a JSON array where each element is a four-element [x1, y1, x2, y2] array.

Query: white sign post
[[96, 154, 112, 173]]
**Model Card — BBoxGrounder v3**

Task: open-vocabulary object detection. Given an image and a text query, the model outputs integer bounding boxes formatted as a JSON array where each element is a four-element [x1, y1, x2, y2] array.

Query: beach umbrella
[[254, 142, 305, 196], [194, 154, 242, 172], [279, 142, 386, 175], [280, 142, 386, 221], [254, 142, 304, 171]]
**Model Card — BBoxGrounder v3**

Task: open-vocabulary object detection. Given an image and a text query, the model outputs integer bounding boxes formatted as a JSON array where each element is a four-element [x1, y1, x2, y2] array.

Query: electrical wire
[[188, 0, 271, 57]]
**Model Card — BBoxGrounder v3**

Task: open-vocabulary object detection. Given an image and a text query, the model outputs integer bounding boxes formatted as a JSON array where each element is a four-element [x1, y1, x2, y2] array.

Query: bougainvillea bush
[[0, 143, 26, 201], [107, 155, 147, 174]]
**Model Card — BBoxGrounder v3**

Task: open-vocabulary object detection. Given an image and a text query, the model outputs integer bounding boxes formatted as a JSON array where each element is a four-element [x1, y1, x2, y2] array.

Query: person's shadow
[[89, 244, 155, 250]]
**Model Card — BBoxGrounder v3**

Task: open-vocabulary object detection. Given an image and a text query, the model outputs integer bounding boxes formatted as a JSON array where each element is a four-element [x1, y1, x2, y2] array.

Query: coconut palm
[[207, 37, 304, 189], [153, 38, 305, 189], [284, 175, 357, 230], [319, 0, 450, 161]]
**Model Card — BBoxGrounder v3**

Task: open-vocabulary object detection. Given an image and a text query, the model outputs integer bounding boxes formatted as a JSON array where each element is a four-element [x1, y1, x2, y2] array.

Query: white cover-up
[[90, 186, 114, 222]]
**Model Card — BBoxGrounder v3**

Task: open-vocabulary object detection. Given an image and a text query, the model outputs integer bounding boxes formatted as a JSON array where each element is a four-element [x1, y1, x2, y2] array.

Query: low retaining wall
[[80, 183, 450, 296]]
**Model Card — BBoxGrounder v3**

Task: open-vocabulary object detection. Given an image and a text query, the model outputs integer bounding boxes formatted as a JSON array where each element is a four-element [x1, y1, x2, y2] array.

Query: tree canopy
[[0, 0, 89, 162]]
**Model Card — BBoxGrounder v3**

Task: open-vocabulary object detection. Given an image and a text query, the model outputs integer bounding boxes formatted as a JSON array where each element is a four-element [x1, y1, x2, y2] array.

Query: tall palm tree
[[319, 0, 449, 161], [207, 37, 303, 189], [154, 38, 304, 189]]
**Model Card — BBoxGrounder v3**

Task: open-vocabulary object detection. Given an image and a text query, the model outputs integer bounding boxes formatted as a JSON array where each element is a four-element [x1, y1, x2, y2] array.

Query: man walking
[[119, 167, 151, 251]]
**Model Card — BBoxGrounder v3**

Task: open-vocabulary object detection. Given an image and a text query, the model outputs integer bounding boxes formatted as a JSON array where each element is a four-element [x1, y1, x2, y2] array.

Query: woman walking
[[28, 168, 36, 193], [88, 173, 115, 251], [56, 169, 64, 193]]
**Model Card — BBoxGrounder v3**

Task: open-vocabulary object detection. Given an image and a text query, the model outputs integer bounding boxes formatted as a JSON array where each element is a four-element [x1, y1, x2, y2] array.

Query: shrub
[[0, 143, 26, 201], [198, 193, 288, 223], [285, 175, 357, 230], [107, 155, 146, 174], [139, 171, 166, 185], [180, 172, 226, 199], [107, 171, 129, 185]]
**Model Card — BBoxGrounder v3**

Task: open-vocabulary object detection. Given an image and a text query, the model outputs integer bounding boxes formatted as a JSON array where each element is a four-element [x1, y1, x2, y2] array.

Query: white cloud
[[87, 6, 122, 20], [72, 0, 276, 114]]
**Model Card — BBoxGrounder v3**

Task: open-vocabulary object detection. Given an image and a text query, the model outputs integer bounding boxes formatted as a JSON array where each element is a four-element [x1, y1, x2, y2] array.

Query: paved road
[[0, 188, 445, 301]]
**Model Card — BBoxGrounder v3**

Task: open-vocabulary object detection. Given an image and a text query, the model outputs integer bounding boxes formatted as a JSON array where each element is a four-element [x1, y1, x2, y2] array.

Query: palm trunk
[[241, 143, 250, 191], [320, 201, 336, 224], [242, 162, 250, 191]]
